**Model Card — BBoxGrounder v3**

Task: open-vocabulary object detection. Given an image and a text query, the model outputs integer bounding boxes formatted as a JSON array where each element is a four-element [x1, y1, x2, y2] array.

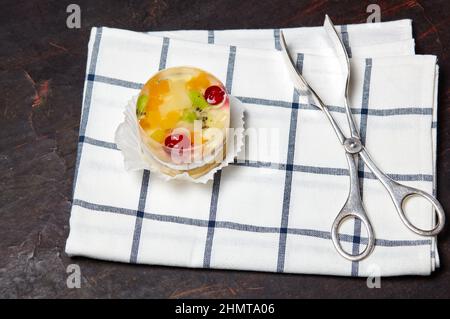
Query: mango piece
[[156, 79, 170, 94], [140, 110, 161, 131], [150, 129, 166, 143], [161, 111, 180, 129], [186, 72, 210, 91], [146, 78, 169, 92], [139, 117, 152, 130], [141, 79, 170, 113], [145, 96, 163, 113]]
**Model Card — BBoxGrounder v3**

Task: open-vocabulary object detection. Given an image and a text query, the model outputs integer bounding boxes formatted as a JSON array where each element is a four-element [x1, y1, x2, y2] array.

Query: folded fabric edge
[[95, 26, 427, 68], [146, 19, 412, 34], [66, 25, 101, 257], [431, 64, 440, 270]]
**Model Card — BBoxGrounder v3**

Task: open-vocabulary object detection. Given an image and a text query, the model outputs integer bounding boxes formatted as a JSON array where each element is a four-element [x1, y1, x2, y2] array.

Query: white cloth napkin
[[65, 20, 439, 277]]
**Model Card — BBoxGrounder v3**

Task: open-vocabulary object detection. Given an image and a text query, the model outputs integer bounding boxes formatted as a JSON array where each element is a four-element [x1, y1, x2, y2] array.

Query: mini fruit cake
[[137, 67, 230, 173]]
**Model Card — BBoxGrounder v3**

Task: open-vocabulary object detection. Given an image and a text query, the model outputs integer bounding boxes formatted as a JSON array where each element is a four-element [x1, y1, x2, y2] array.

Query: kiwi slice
[[181, 109, 197, 123], [188, 90, 209, 110], [136, 94, 148, 116]]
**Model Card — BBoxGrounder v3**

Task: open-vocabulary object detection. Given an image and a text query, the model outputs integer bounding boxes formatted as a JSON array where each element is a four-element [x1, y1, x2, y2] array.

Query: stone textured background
[[1, 0, 449, 298]]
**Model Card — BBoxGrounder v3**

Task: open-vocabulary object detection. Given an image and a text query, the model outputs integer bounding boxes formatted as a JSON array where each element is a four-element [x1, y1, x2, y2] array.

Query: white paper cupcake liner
[[115, 95, 245, 183]]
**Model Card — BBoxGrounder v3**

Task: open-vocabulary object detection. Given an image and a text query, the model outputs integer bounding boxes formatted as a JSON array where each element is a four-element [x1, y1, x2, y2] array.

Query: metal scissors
[[279, 15, 445, 261]]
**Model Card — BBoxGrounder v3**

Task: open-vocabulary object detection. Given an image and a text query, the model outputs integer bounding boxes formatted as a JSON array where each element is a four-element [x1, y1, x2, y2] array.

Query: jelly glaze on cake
[[136, 67, 230, 170]]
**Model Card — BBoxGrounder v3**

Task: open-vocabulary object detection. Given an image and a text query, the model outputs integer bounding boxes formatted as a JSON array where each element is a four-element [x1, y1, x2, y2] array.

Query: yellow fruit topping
[[186, 72, 210, 91], [142, 79, 170, 113], [150, 129, 166, 143], [139, 117, 152, 130], [161, 111, 181, 130], [140, 110, 161, 130], [145, 97, 163, 113]]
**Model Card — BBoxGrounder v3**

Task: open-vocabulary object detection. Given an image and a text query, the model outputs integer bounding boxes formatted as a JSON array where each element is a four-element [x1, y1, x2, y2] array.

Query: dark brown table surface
[[1, 0, 449, 298]]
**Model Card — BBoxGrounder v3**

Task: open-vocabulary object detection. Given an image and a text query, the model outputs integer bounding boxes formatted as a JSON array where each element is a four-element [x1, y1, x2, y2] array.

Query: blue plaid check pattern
[[66, 23, 439, 277]]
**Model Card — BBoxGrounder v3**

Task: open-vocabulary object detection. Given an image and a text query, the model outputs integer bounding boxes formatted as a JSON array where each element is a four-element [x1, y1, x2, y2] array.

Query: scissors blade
[[279, 30, 326, 111], [323, 15, 350, 81], [279, 30, 346, 144], [323, 15, 360, 139]]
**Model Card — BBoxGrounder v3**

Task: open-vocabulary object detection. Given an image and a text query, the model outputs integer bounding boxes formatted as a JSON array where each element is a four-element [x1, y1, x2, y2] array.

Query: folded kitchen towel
[[65, 20, 439, 277]]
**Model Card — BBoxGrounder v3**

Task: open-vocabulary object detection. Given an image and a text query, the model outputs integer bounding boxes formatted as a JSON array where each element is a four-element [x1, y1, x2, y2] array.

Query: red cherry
[[204, 85, 225, 105], [164, 133, 184, 149], [164, 131, 192, 163]]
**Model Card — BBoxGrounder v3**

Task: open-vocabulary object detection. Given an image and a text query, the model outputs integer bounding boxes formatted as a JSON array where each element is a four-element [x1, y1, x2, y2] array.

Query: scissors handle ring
[[392, 184, 446, 237], [331, 206, 376, 262], [360, 149, 445, 237]]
